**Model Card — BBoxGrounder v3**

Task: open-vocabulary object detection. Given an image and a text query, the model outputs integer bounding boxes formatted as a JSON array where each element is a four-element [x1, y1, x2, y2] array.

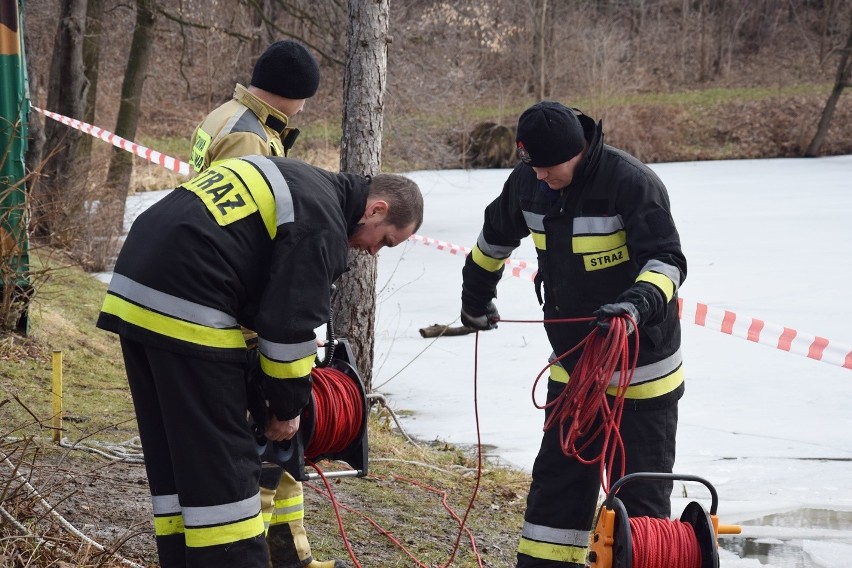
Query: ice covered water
[[719, 508, 852, 568]]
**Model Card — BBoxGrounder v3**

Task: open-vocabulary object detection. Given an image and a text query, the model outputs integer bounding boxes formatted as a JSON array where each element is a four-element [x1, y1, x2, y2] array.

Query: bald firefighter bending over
[[97, 156, 423, 568]]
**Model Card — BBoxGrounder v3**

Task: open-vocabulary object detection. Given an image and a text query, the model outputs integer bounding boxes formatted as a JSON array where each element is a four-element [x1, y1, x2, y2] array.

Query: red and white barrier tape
[[33, 106, 191, 176], [408, 234, 537, 281], [406, 235, 852, 371], [37, 105, 852, 370]]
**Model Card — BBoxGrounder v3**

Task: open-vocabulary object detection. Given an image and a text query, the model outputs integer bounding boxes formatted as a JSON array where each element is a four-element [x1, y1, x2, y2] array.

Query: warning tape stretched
[[406, 235, 852, 371], [36, 105, 852, 371], [33, 106, 191, 176]]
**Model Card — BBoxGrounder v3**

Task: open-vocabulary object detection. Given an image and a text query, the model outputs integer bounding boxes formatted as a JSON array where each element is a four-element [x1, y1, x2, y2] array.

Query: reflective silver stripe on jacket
[[222, 106, 266, 139], [240, 155, 295, 225], [521, 521, 589, 546], [610, 349, 682, 386], [476, 232, 515, 259], [641, 259, 682, 290], [258, 337, 317, 363], [522, 210, 545, 232], [573, 215, 624, 234], [182, 493, 261, 527], [108, 273, 238, 328]]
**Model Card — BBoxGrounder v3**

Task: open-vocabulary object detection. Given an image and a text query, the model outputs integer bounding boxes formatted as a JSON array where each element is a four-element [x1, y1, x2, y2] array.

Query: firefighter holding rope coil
[[460, 101, 688, 568]]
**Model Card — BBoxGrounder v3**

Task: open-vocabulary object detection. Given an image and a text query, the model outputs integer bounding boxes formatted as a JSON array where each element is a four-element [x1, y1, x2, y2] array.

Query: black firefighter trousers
[[120, 338, 268, 568], [516, 380, 683, 568]]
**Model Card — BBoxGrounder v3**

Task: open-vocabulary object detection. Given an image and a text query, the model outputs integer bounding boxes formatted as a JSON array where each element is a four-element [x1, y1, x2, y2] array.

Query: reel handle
[[606, 472, 719, 515]]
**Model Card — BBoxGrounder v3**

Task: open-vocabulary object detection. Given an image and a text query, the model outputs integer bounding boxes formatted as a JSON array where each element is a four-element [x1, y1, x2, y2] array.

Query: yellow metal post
[[51, 350, 62, 443]]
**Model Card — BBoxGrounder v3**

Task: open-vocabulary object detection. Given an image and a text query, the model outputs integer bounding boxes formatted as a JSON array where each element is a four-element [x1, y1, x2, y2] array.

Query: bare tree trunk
[[78, 0, 103, 163], [35, 0, 87, 238], [806, 10, 852, 157], [331, 0, 389, 392], [104, 0, 155, 232]]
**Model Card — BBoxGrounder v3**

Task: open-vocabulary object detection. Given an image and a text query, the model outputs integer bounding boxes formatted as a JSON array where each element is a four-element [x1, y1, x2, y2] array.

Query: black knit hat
[[515, 101, 585, 167], [251, 40, 321, 100]]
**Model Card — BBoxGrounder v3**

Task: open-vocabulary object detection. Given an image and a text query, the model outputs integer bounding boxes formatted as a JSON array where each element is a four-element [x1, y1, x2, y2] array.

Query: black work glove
[[594, 302, 640, 336], [461, 301, 500, 331]]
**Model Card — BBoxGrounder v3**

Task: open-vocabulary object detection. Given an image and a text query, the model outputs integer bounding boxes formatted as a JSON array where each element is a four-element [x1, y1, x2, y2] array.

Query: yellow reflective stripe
[[260, 352, 315, 379], [552, 360, 683, 400], [607, 366, 684, 399], [221, 159, 277, 239], [529, 230, 547, 250], [471, 244, 505, 272], [271, 495, 304, 524], [572, 231, 627, 254], [184, 511, 265, 548], [518, 537, 588, 564], [154, 514, 185, 536], [101, 294, 245, 348], [182, 165, 258, 227], [549, 363, 570, 384], [637, 270, 675, 303], [190, 129, 212, 172]]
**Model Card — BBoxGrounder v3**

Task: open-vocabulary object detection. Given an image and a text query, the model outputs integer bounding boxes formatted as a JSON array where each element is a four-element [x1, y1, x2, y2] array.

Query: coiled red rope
[[506, 314, 706, 566], [629, 517, 702, 568], [306, 366, 364, 458]]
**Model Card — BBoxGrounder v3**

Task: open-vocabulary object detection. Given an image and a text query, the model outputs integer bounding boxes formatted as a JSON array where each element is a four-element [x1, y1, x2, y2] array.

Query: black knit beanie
[[251, 40, 321, 100], [515, 101, 585, 167]]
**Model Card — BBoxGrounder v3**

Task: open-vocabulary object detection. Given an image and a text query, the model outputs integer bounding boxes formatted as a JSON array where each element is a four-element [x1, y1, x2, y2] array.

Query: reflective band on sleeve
[[637, 265, 679, 302], [109, 273, 238, 328], [471, 244, 506, 272], [260, 352, 315, 380], [476, 232, 514, 259], [101, 294, 245, 348]]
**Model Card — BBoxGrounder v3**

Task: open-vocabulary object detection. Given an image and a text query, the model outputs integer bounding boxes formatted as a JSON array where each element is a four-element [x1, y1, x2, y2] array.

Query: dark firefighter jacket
[[462, 113, 687, 401], [189, 84, 300, 172], [97, 156, 368, 419]]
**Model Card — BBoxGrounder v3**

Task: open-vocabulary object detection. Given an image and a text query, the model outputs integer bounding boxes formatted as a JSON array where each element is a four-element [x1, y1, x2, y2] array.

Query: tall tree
[[35, 0, 87, 238], [331, 0, 389, 391], [104, 0, 155, 232], [78, 0, 103, 162], [806, 8, 852, 157]]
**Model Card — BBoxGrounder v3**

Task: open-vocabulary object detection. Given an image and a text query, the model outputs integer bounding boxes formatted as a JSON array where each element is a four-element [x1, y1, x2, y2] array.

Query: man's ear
[[368, 199, 389, 220]]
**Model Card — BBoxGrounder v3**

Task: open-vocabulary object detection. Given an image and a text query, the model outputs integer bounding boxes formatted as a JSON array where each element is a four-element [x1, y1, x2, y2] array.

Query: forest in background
[[22, 0, 852, 178]]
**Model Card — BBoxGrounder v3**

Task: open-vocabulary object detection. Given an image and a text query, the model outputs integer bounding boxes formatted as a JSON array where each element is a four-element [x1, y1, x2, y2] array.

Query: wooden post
[[51, 350, 62, 443]]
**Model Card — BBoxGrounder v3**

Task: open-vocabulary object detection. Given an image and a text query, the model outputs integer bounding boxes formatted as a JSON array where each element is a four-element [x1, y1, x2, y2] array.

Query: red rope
[[306, 366, 364, 458], [519, 315, 639, 494], [629, 517, 702, 568], [304, 362, 485, 567]]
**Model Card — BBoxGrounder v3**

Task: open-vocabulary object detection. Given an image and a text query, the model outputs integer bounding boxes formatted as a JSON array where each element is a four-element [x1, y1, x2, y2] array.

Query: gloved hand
[[594, 302, 639, 336], [461, 301, 500, 331]]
